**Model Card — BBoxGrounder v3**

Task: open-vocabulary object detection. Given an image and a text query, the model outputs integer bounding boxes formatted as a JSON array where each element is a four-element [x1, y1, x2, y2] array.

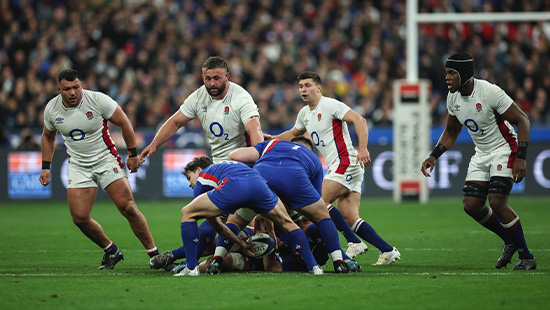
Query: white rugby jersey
[[294, 96, 358, 174], [44, 90, 122, 167], [447, 79, 517, 153], [180, 82, 259, 163]]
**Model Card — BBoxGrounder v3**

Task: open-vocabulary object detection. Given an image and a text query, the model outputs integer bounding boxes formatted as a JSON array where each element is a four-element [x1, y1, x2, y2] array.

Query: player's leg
[[337, 191, 399, 265], [462, 181, 514, 246], [298, 199, 351, 272], [151, 221, 216, 271], [105, 177, 158, 257], [263, 199, 322, 274], [322, 179, 364, 246], [176, 193, 226, 276], [206, 212, 252, 274], [487, 177, 536, 270], [68, 187, 125, 270], [212, 210, 253, 259]]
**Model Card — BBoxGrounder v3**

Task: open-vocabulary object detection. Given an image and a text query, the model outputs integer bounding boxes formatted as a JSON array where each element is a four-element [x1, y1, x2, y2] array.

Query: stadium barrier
[[1, 142, 548, 201]]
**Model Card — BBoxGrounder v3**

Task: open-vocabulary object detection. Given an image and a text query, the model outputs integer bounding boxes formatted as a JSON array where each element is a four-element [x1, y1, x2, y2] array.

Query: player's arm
[[140, 110, 193, 162], [39, 126, 57, 186], [228, 147, 260, 163], [267, 127, 306, 141], [244, 116, 264, 146], [206, 216, 253, 254], [421, 114, 463, 177], [501, 102, 530, 183], [342, 109, 371, 168], [108, 105, 140, 173]]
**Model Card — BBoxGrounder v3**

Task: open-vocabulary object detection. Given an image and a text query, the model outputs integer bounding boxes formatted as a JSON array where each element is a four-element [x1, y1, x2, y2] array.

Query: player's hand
[[139, 144, 156, 164], [421, 157, 436, 177], [356, 148, 371, 168], [512, 158, 527, 183], [243, 238, 256, 257], [39, 170, 51, 186], [126, 156, 140, 173], [263, 134, 274, 141]]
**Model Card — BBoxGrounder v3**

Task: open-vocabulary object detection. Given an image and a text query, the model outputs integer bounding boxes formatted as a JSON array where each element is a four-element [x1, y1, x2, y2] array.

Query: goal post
[[392, 80, 431, 203]]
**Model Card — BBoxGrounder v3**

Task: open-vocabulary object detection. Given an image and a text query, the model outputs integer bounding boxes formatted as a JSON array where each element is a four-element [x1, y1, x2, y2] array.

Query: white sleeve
[[491, 84, 514, 115], [179, 93, 197, 119], [238, 93, 260, 125], [96, 92, 118, 119], [294, 108, 306, 131], [43, 104, 56, 131], [332, 100, 351, 120]]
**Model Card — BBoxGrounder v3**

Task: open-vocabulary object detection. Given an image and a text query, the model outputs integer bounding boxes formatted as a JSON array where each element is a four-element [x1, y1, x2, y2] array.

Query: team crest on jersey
[[476, 103, 482, 112], [453, 105, 461, 112], [55, 117, 64, 124], [224, 106, 230, 115], [86, 111, 94, 120], [202, 106, 207, 112], [317, 113, 322, 122], [113, 167, 119, 174], [497, 164, 502, 171]]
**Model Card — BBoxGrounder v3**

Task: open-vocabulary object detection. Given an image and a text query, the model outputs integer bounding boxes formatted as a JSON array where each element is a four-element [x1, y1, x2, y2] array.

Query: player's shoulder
[[44, 94, 61, 111], [82, 89, 108, 101], [228, 82, 254, 102], [186, 86, 207, 102], [474, 79, 498, 92], [320, 96, 348, 110]]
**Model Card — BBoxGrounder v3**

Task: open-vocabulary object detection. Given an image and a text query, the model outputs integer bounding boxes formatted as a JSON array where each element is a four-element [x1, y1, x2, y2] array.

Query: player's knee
[[488, 176, 513, 196], [462, 181, 488, 201], [71, 214, 91, 226], [118, 200, 138, 218]]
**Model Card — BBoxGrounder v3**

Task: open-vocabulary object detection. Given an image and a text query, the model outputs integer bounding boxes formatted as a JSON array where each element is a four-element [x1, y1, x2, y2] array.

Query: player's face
[[185, 169, 201, 189], [58, 78, 83, 108], [203, 68, 229, 100], [445, 68, 460, 93], [298, 78, 321, 104]]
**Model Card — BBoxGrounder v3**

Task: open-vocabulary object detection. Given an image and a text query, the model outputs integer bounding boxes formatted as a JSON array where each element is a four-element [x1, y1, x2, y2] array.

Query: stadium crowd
[[1, 0, 550, 149]]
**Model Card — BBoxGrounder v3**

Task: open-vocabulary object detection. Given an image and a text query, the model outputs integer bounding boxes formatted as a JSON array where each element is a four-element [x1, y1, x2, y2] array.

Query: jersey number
[[464, 119, 485, 135], [210, 122, 229, 140], [310, 131, 326, 147]]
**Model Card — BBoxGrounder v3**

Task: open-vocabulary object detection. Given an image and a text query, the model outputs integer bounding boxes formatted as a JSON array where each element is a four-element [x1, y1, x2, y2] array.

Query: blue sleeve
[[252, 141, 268, 155], [193, 182, 213, 198]]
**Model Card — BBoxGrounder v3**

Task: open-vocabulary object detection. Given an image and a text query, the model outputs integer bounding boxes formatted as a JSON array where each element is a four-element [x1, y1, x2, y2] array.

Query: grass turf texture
[[0, 197, 548, 309]]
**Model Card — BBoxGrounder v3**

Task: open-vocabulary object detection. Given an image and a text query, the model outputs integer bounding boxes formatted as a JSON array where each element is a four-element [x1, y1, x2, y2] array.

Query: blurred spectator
[[0, 0, 549, 148]]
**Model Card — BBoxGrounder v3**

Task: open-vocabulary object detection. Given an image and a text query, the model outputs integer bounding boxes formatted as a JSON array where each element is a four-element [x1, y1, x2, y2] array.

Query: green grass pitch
[[1, 196, 548, 309]]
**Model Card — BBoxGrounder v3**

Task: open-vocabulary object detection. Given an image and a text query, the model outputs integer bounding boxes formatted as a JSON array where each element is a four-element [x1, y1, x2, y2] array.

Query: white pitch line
[[2, 248, 549, 254], [1, 271, 549, 277]]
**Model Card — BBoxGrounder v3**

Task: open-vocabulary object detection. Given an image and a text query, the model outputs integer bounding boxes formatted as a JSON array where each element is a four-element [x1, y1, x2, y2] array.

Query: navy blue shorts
[[207, 174, 278, 214], [255, 164, 321, 210]]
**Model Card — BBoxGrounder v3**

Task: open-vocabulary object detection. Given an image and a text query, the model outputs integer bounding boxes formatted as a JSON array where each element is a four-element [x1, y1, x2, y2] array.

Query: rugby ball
[[246, 233, 276, 258]]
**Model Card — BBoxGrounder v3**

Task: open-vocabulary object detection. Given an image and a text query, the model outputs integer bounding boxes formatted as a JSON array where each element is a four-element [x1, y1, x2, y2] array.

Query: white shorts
[[68, 156, 126, 189], [236, 208, 256, 222], [466, 147, 515, 182], [324, 160, 364, 193]]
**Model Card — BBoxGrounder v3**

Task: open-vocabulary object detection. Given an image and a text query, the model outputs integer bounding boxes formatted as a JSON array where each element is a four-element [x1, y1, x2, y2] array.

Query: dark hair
[[445, 52, 474, 88], [291, 136, 314, 151], [297, 71, 322, 85], [183, 156, 214, 176], [202, 56, 229, 73], [57, 69, 80, 83]]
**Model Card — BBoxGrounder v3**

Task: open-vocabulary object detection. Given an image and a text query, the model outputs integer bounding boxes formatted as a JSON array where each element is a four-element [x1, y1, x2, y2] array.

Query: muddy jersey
[[294, 96, 357, 174], [43, 90, 121, 167], [180, 82, 259, 163], [446, 79, 517, 153]]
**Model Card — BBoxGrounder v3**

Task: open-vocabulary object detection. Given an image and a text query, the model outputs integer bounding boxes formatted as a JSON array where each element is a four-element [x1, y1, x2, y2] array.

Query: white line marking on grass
[[2, 271, 549, 277]]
